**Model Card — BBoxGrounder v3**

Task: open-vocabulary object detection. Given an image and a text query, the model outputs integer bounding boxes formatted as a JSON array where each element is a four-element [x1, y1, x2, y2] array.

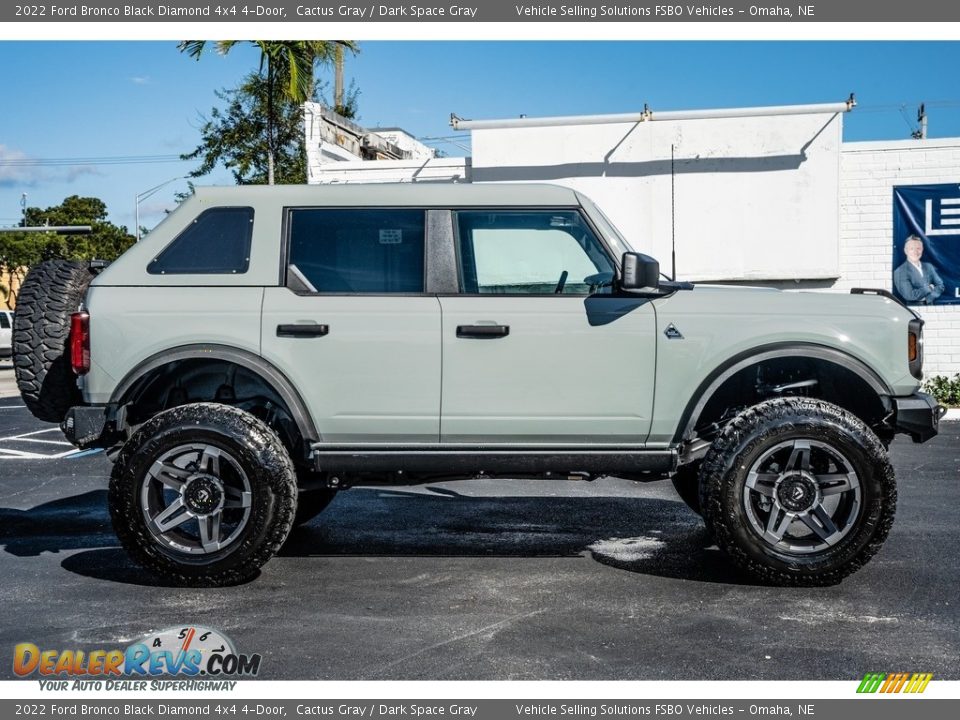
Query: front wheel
[[700, 398, 896, 586], [108, 403, 297, 586]]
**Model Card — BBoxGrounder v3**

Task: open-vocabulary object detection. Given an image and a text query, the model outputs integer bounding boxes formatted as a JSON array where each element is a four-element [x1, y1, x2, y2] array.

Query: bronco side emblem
[[664, 323, 684, 340]]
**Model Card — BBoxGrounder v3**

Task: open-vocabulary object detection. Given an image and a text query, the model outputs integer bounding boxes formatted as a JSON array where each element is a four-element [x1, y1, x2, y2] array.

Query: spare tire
[[13, 260, 96, 422]]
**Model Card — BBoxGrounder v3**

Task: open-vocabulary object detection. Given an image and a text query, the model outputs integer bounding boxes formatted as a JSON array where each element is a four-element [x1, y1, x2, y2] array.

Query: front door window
[[456, 210, 615, 295]]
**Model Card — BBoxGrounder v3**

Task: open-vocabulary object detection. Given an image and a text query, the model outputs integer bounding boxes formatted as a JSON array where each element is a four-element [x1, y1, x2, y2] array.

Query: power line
[[854, 100, 960, 114], [0, 154, 186, 167]]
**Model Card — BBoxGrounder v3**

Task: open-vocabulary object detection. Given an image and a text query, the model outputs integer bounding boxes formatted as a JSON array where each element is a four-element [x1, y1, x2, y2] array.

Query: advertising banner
[[893, 183, 960, 305]]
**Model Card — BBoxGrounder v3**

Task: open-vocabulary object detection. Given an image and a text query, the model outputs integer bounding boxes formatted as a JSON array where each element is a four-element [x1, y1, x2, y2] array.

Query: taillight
[[70, 311, 90, 375]]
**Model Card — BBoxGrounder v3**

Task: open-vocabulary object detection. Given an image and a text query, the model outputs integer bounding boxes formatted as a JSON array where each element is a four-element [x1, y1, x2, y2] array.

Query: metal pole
[[0, 225, 92, 234], [451, 96, 856, 131]]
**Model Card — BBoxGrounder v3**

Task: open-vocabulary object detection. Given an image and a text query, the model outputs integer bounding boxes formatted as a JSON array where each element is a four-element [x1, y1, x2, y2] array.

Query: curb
[[943, 408, 960, 422]]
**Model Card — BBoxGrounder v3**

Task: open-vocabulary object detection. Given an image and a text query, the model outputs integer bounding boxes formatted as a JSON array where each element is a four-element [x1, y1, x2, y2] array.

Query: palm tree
[[178, 40, 358, 185]]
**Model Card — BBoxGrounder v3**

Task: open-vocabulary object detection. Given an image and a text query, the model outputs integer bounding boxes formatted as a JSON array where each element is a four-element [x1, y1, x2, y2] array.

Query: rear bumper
[[62, 404, 123, 449], [891, 392, 944, 443]]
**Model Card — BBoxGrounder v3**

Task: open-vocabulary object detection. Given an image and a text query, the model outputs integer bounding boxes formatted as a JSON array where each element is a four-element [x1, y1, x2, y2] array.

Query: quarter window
[[287, 209, 425, 293], [148, 207, 253, 275], [456, 210, 615, 295]]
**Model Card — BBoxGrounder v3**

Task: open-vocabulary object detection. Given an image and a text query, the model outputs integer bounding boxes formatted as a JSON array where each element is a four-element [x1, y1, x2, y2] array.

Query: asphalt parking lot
[[0, 366, 958, 681]]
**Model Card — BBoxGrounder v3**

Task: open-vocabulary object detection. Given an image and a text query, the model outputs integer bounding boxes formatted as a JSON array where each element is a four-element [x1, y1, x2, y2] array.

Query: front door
[[439, 209, 656, 444]]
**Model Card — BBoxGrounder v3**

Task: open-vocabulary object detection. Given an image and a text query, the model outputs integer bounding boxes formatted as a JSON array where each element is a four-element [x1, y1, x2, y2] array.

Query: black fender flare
[[674, 342, 893, 444], [109, 344, 320, 444]]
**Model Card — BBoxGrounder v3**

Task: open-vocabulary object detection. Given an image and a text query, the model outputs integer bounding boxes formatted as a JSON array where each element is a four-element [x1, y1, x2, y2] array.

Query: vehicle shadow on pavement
[[0, 490, 201, 587], [0, 490, 115, 556], [281, 487, 761, 586], [1, 486, 756, 587]]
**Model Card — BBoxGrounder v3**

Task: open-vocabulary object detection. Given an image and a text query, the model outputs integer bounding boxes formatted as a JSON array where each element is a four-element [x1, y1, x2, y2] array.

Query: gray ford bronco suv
[[12, 183, 941, 586]]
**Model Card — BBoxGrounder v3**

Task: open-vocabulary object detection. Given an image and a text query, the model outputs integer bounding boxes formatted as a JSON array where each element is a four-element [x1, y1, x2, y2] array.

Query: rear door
[[260, 208, 441, 443], [438, 209, 657, 444]]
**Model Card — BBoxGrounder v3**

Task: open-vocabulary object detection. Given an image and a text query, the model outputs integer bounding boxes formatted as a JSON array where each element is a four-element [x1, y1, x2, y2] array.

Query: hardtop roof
[[190, 182, 582, 208]]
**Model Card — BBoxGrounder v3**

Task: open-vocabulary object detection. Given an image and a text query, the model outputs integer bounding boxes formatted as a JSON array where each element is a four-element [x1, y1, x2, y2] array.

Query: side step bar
[[310, 445, 677, 475]]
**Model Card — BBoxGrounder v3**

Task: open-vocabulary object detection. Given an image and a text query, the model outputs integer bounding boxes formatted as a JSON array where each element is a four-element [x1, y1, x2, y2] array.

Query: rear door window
[[287, 209, 425, 293]]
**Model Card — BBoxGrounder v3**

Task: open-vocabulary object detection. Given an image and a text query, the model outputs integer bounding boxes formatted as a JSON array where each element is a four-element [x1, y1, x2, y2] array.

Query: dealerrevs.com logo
[[857, 672, 933, 694], [14, 626, 260, 689]]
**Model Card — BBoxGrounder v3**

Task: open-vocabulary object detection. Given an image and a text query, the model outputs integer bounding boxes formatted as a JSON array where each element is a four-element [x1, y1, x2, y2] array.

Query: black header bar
[[4, 1, 959, 23]]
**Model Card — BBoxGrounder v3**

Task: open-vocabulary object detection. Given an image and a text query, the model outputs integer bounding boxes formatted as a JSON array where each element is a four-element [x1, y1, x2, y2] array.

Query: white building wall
[[837, 138, 960, 377], [303, 119, 960, 377], [372, 130, 437, 161], [470, 113, 843, 283]]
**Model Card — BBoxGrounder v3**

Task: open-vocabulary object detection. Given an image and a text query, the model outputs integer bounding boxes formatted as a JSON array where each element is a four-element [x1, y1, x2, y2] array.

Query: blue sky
[[2, 40, 960, 230]]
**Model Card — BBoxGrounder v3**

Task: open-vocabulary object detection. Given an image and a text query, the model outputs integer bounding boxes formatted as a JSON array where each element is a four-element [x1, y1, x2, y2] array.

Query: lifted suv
[[13, 183, 941, 586]]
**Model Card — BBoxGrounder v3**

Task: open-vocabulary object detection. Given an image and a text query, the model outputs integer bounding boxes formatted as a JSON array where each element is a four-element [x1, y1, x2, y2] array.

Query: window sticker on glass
[[379, 229, 403, 244]]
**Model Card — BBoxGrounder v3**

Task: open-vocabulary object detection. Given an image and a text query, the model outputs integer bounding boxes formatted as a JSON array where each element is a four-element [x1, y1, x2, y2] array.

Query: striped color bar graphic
[[857, 672, 933, 694]]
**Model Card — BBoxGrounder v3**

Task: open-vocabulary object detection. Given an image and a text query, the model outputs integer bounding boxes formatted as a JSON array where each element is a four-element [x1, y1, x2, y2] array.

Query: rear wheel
[[108, 403, 297, 586], [701, 398, 896, 586]]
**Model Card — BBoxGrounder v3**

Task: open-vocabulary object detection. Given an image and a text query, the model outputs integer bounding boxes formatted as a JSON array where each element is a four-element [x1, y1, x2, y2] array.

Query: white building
[[304, 103, 960, 376], [303, 102, 438, 172]]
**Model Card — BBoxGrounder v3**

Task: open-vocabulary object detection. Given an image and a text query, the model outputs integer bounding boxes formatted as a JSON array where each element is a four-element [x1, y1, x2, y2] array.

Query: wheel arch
[[674, 342, 893, 444], [110, 344, 320, 447]]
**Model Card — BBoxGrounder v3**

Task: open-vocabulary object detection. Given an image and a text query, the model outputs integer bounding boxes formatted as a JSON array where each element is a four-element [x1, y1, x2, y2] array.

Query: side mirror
[[620, 252, 660, 293]]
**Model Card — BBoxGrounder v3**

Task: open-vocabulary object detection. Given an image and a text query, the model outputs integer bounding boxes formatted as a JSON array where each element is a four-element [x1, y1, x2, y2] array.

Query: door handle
[[456, 324, 510, 339], [277, 324, 329, 338]]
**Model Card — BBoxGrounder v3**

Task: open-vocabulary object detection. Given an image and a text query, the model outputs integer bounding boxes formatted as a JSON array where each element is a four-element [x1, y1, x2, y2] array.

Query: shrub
[[923, 374, 960, 407]]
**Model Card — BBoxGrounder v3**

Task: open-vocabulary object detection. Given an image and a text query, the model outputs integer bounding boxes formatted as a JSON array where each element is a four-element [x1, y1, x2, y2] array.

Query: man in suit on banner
[[894, 235, 945, 305]]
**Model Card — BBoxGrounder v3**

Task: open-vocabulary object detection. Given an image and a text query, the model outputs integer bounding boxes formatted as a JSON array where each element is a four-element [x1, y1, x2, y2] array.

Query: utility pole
[[20, 193, 27, 227], [912, 103, 927, 139]]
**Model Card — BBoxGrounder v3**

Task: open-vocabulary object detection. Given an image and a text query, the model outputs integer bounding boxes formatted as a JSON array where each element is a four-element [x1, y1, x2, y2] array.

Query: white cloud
[[130, 76, 150, 85], [0, 146, 105, 187], [65, 166, 103, 182], [0, 145, 43, 187]]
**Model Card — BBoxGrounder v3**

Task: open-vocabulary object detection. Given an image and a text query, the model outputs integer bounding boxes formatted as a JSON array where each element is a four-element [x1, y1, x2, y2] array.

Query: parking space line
[[0, 448, 95, 460], [0, 447, 45, 458], [0, 427, 93, 460], [7, 437, 73, 446], [0, 428, 61, 441]]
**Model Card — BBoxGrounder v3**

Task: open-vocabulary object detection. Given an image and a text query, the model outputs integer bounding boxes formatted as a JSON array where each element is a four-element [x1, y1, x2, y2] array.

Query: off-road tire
[[293, 487, 338, 527], [13, 260, 95, 422], [671, 461, 702, 516], [108, 403, 297, 586], [700, 397, 896, 587]]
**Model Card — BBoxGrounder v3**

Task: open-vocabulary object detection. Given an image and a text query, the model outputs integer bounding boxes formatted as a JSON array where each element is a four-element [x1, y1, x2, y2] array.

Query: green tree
[[178, 40, 358, 185], [0, 196, 134, 308], [181, 73, 310, 185]]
